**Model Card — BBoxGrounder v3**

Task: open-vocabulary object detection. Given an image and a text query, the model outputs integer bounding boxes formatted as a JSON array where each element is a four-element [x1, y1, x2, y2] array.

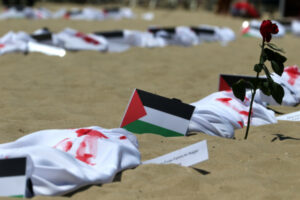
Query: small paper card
[[219, 74, 267, 91], [276, 110, 300, 121], [120, 89, 195, 137], [0, 157, 27, 198], [142, 140, 209, 167]]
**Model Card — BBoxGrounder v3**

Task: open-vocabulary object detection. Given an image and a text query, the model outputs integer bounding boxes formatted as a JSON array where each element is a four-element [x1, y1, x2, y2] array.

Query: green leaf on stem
[[271, 60, 284, 76], [266, 43, 285, 53], [232, 79, 247, 102], [270, 82, 284, 104], [259, 81, 271, 96], [254, 64, 263, 73], [264, 48, 287, 64]]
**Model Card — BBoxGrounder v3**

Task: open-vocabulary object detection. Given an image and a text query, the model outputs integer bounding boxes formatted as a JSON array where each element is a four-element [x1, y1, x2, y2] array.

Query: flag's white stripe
[[0, 175, 26, 196], [139, 106, 190, 135]]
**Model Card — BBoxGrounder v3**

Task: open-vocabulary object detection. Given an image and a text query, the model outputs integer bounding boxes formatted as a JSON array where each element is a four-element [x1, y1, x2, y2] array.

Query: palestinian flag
[[219, 74, 267, 91], [120, 89, 195, 137], [0, 157, 27, 197]]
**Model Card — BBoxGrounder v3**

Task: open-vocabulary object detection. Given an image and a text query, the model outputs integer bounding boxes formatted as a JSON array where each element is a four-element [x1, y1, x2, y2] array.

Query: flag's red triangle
[[120, 90, 147, 127], [219, 76, 231, 91]]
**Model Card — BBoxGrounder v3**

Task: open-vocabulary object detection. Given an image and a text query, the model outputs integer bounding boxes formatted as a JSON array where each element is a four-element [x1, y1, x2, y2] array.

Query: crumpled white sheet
[[242, 20, 286, 38], [0, 7, 52, 19], [0, 31, 30, 55], [0, 126, 140, 196], [189, 65, 300, 138], [53, 28, 108, 51], [0, 7, 133, 21], [254, 65, 300, 106], [189, 91, 277, 138], [149, 25, 235, 47], [0, 31, 66, 56], [194, 25, 236, 46], [291, 20, 300, 36]]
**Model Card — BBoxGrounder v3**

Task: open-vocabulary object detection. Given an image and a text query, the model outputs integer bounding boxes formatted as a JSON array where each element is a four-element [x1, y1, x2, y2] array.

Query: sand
[[0, 2, 299, 199]]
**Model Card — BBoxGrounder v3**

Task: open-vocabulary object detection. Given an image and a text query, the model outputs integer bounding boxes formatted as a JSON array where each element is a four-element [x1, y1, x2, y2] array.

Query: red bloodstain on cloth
[[238, 121, 244, 128], [75, 140, 94, 165], [0, 44, 5, 48], [75, 129, 109, 165], [284, 66, 300, 86], [216, 97, 253, 124], [53, 138, 73, 152], [239, 111, 249, 116], [216, 98, 232, 106], [76, 128, 108, 139], [53, 129, 109, 166], [119, 136, 127, 140], [75, 32, 100, 45]]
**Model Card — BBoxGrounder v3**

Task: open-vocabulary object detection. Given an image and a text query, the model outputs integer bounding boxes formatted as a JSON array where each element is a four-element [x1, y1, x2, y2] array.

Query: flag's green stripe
[[9, 195, 24, 198], [123, 120, 184, 137], [242, 33, 252, 37]]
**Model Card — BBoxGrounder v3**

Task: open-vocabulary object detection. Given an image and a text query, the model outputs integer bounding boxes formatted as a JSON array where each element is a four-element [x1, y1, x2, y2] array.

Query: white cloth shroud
[[0, 31, 30, 55], [149, 25, 235, 47], [0, 31, 66, 56], [189, 91, 277, 138], [53, 28, 108, 51], [254, 65, 300, 106], [0, 7, 52, 19], [0, 126, 141, 196], [188, 65, 300, 138], [52, 7, 134, 21], [0, 7, 133, 21], [99, 30, 167, 52], [242, 20, 286, 38]]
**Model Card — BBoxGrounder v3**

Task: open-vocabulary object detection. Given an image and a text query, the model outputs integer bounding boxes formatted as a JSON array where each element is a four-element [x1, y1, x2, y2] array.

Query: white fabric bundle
[[0, 126, 140, 196], [189, 91, 277, 138], [103, 8, 134, 20], [242, 20, 286, 39], [0, 7, 52, 19], [51, 7, 133, 21], [122, 30, 166, 48], [65, 8, 105, 21], [150, 26, 198, 47], [291, 20, 300, 36], [282, 65, 300, 101], [0, 31, 31, 55], [96, 30, 166, 52], [53, 28, 108, 51], [0, 31, 66, 56], [254, 65, 300, 106], [149, 25, 235, 47], [193, 25, 235, 45]]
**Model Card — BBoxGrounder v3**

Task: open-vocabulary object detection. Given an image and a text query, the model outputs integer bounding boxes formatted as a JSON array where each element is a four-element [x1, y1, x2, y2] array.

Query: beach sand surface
[[0, 3, 299, 199]]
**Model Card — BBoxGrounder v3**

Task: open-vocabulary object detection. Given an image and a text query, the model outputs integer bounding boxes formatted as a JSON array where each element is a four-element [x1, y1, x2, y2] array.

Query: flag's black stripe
[[136, 89, 195, 120], [94, 31, 124, 38], [276, 19, 291, 26], [103, 7, 120, 13], [31, 33, 52, 42], [190, 27, 215, 35], [67, 10, 82, 15], [148, 27, 176, 34], [0, 157, 26, 177], [250, 25, 260, 30], [221, 74, 267, 88]]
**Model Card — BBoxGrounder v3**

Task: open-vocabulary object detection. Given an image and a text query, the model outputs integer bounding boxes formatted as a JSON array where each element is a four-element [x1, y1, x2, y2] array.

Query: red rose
[[260, 20, 279, 42]]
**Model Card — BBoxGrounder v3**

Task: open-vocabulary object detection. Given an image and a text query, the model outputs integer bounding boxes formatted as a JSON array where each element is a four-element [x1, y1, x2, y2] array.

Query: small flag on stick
[[0, 157, 28, 198], [121, 89, 195, 137]]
